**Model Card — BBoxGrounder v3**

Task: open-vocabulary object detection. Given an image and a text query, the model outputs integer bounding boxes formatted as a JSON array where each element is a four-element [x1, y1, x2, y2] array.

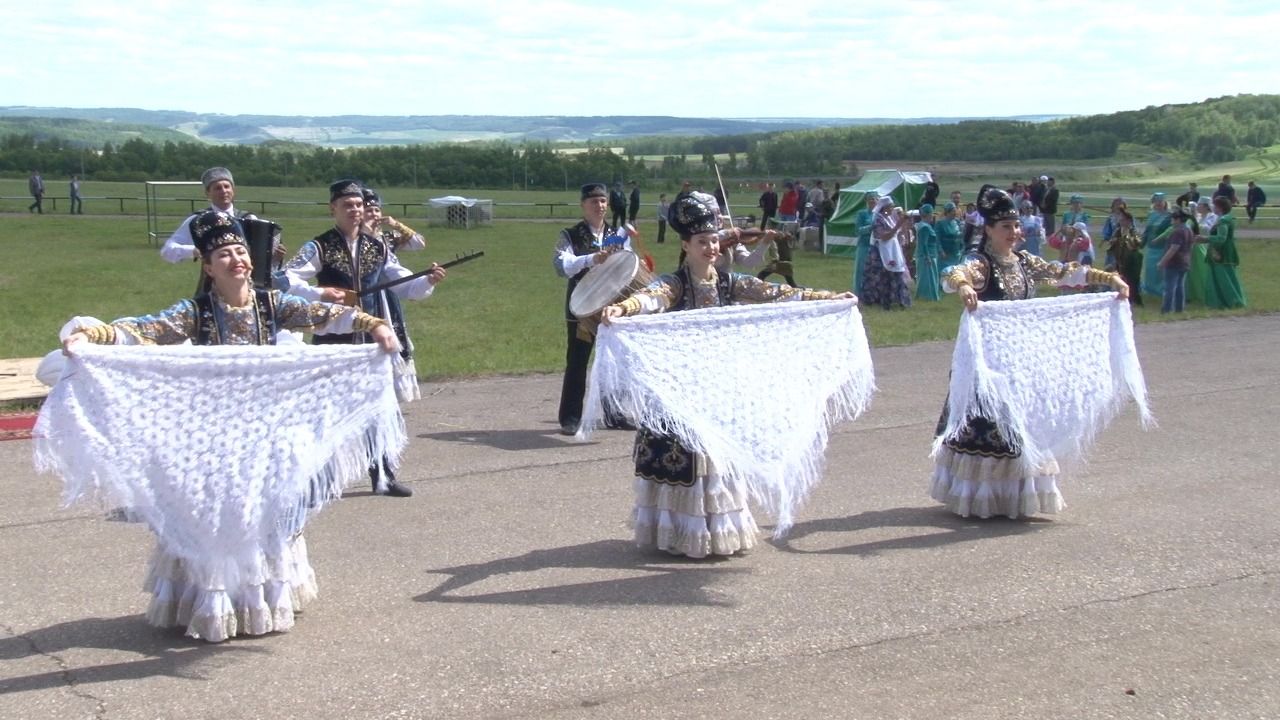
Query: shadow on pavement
[[417, 427, 586, 451], [415, 539, 748, 608], [769, 505, 1053, 556], [0, 615, 265, 695]]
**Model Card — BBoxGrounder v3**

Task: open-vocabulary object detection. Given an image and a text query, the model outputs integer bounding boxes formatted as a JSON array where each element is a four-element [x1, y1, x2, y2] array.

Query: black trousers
[[558, 320, 595, 427], [611, 209, 627, 229]]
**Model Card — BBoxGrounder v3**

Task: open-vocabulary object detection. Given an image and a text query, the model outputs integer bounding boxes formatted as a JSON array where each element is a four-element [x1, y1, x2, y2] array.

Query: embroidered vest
[[192, 289, 278, 346]]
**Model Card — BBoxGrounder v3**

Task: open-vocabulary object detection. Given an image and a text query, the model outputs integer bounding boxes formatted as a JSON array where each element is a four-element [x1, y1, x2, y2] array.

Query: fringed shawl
[[34, 343, 405, 588], [579, 299, 875, 534], [935, 293, 1154, 473]]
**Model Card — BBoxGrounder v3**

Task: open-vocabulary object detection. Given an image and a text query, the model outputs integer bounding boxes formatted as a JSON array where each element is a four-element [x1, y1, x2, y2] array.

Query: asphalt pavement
[[1, 313, 1276, 720]]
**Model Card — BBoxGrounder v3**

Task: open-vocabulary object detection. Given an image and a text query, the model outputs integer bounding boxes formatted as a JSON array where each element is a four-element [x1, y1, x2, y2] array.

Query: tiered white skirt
[[632, 465, 758, 558]]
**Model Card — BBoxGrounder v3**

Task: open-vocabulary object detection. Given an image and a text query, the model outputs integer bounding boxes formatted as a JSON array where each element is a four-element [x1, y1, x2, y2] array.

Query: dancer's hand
[[371, 324, 401, 353], [959, 284, 979, 311], [1112, 276, 1130, 300], [61, 332, 87, 356], [600, 305, 623, 325]]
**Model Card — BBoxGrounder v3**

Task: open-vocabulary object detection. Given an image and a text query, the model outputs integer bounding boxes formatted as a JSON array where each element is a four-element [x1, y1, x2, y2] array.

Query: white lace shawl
[[578, 299, 875, 534], [34, 343, 405, 588], [935, 292, 1154, 474]]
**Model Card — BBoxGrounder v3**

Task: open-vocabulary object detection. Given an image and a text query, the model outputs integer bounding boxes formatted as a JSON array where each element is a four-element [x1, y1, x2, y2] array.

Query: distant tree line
[[0, 136, 648, 190], [2, 95, 1276, 188]]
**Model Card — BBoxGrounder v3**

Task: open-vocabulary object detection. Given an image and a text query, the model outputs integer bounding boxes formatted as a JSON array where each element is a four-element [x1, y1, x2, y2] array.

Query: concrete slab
[[0, 314, 1276, 719]]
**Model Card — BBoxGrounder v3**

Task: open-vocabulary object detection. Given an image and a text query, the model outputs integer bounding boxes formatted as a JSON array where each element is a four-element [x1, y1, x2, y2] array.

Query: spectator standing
[[1029, 175, 1048, 210], [1187, 198, 1216, 304], [805, 181, 826, 224], [1156, 206, 1194, 313], [627, 182, 641, 226], [1203, 196, 1245, 309], [69, 174, 83, 215], [778, 182, 799, 221], [28, 170, 44, 214], [1109, 210, 1144, 307], [1214, 175, 1238, 205], [1018, 200, 1045, 257], [1040, 176, 1060, 235], [757, 182, 778, 229], [1245, 181, 1266, 224], [920, 175, 940, 209], [1061, 193, 1089, 231], [935, 202, 964, 269], [656, 193, 669, 244], [608, 182, 627, 229], [913, 204, 942, 301], [1139, 193, 1173, 298]]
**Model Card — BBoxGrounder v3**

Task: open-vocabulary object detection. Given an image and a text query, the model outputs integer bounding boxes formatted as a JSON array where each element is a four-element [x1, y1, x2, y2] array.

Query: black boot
[[370, 459, 413, 497]]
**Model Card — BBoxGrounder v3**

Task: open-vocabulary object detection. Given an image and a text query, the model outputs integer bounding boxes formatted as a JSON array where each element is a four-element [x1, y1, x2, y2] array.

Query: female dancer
[[60, 210, 400, 641], [931, 189, 1129, 519], [600, 192, 853, 557]]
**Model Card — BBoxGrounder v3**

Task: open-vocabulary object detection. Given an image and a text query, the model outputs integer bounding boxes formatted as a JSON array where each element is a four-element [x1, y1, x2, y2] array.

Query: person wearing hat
[[933, 188, 1129, 519], [852, 193, 877, 294], [361, 186, 425, 253], [935, 201, 964, 270], [598, 191, 853, 557], [553, 183, 632, 435], [1060, 193, 1089, 232], [161, 167, 287, 267], [913, 204, 942, 301], [1156, 204, 1195, 313], [61, 209, 397, 641], [1139, 192, 1173, 298], [278, 179, 447, 498]]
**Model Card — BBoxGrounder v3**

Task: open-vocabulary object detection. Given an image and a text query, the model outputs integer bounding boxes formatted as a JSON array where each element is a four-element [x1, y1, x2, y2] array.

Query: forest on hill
[[1, 95, 1274, 189]]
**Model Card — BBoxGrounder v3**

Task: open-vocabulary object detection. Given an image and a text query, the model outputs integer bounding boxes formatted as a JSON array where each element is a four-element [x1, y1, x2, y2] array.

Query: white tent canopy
[[425, 196, 493, 228]]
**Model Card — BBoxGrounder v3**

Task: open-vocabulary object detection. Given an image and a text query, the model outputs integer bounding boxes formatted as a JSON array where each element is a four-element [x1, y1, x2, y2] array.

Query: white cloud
[[3, 0, 1276, 118]]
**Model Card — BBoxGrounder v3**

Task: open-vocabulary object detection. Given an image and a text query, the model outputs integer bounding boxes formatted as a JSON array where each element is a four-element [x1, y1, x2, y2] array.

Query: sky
[[4, 0, 1277, 120]]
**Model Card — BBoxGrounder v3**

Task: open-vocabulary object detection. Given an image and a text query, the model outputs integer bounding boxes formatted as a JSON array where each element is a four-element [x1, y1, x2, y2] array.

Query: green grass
[[2, 209, 1277, 379]]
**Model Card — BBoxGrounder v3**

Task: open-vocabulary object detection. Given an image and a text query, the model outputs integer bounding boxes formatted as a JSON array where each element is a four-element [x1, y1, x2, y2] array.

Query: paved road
[[1, 314, 1276, 719]]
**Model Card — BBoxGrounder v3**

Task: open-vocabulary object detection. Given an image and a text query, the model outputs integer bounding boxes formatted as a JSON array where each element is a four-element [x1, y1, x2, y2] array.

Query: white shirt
[[283, 229, 435, 303], [161, 203, 236, 263]]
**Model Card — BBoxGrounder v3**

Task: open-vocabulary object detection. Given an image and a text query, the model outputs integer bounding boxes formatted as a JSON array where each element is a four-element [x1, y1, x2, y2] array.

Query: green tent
[[824, 170, 932, 256]]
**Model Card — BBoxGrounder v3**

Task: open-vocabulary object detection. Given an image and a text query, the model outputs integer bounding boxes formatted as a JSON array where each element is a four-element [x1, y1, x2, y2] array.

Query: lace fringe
[[935, 294, 1154, 477]]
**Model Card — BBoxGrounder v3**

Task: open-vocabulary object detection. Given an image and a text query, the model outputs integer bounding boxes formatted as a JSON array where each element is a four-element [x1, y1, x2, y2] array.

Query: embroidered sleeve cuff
[[80, 324, 117, 344], [617, 296, 643, 316], [1085, 267, 1118, 285], [352, 313, 389, 333], [801, 289, 837, 301], [944, 266, 973, 290]]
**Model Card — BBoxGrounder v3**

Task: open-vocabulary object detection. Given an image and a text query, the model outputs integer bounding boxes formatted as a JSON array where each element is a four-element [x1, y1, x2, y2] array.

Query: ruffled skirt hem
[[930, 448, 1064, 519], [631, 475, 758, 558], [142, 535, 318, 642]]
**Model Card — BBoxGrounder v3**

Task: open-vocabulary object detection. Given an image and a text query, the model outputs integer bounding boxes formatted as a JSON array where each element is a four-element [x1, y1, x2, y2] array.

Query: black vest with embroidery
[[670, 265, 734, 310], [192, 289, 278, 346], [308, 228, 411, 351], [562, 220, 602, 320], [975, 250, 1034, 302]]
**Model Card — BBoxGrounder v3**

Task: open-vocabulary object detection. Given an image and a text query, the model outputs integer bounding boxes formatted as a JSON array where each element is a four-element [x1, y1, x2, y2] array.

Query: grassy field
[[1, 207, 1276, 379]]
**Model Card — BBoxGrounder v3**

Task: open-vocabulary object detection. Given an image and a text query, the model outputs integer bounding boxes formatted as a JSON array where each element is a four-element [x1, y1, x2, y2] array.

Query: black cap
[[580, 183, 607, 201], [329, 178, 363, 203]]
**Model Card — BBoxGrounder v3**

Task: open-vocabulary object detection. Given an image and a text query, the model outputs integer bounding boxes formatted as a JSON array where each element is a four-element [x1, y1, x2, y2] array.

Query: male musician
[[161, 167, 286, 266], [554, 183, 629, 435], [280, 179, 447, 497]]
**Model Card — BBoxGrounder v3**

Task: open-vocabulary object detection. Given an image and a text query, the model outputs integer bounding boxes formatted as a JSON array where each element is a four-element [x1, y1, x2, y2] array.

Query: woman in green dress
[[852, 194, 876, 294], [1204, 196, 1246, 309], [913, 204, 942, 301], [936, 202, 964, 270], [1140, 192, 1173, 298], [1186, 197, 1215, 304]]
